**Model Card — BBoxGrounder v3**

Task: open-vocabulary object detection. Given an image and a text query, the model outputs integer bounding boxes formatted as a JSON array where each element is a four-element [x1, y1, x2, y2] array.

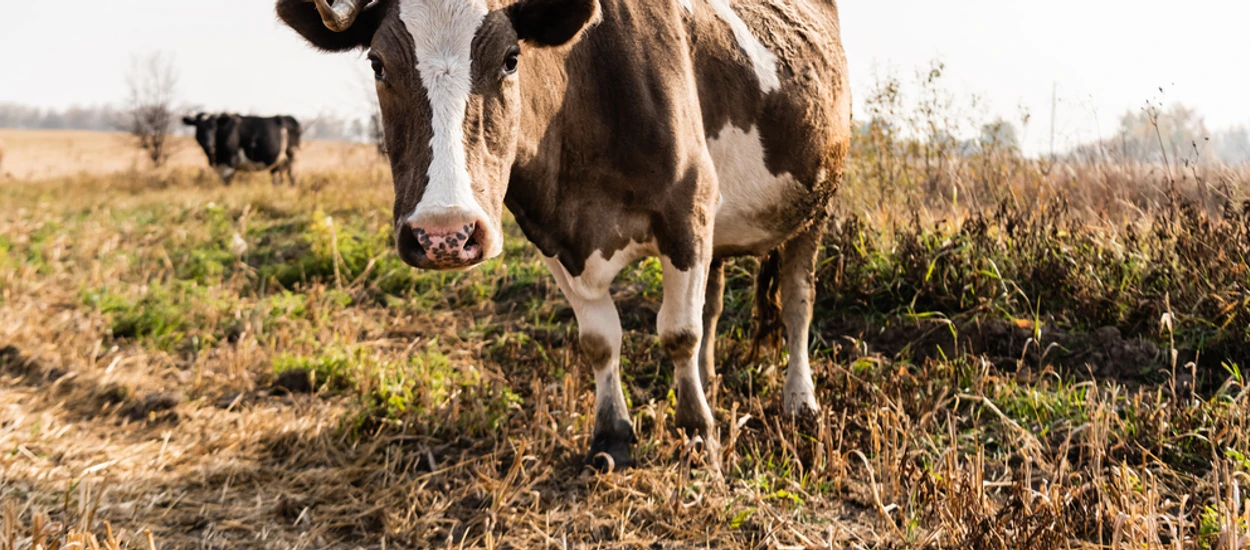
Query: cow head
[[278, 0, 598, 270], [183, 113, 220, 162]]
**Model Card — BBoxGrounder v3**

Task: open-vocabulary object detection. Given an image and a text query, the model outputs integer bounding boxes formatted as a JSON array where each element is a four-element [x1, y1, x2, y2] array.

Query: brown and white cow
[[277, 0, 850, 469]]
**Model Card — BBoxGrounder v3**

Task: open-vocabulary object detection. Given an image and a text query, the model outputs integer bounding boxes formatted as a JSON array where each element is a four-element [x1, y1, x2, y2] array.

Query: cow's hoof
[[587, 437, 635, 472], [783, 384, 820, 417], [587, 420, 636, 472], [783, 394, 820, 416], [675, 434, 722, 474]]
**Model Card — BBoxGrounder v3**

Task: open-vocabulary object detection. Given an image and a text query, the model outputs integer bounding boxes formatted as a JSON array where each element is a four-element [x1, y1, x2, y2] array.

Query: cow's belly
[[707, 124, 807, 255], [235, 149, 273, 171], [233, 128, 291, 172]]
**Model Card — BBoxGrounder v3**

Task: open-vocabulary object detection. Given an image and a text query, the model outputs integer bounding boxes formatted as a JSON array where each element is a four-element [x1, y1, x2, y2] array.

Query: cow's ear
[[182, 116, 196, 126], [276, 0, 390, 52], [508, 0, 599, 47]]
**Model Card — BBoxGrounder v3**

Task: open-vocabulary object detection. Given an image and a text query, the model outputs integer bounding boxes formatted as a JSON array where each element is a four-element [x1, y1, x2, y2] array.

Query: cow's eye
[[369, 55, 386, 81], [502, 50, 519, 75]]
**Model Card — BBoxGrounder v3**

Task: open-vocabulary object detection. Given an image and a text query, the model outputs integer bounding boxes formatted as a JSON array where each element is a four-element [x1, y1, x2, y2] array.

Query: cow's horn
[[312, 0, 365, 32]]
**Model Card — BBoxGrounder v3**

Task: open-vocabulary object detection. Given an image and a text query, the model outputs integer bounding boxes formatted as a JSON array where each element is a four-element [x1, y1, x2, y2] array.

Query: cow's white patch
[[561, 241, 657, 303], [233, 149, 266, 171], [780, 259, 819, 414], [273, 127, 290, 167], [544, 254, 622, 351], [782, 317, 818, 414], [399, 0, 490, 228], [708, 0, 780, 93], [656, 256, 706, 344], [707, 124, 799, 250]]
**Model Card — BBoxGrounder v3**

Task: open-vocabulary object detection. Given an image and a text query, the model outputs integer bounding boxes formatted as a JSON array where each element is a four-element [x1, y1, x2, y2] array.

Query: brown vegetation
[[1, 88, 1249, 550]]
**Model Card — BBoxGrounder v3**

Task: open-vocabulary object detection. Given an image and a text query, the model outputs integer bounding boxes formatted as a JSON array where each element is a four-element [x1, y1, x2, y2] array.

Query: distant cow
[[182, 113, 301, 185], [278, 0, 850, 470]]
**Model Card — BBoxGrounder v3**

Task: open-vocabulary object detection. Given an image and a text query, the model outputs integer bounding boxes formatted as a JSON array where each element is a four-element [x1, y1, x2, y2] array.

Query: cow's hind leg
[[285, 151, 298, 186], [779, 220, 828, 415], [543, 257, 635, 471], [696, 258, 724, 390]]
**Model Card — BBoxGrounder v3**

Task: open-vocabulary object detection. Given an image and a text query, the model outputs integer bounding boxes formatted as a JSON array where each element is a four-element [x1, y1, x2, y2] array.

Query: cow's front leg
[[214, 165, 236, 185], [543, 257, 635, 470], [660, 254, 720, 467]]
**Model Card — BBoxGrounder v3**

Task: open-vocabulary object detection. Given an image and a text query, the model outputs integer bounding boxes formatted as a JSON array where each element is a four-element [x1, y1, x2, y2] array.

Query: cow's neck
[[504, 0, 696, 271], [512, 45, 572, 191], [500, 0, 771, 273], [504, 40, 593, 265]]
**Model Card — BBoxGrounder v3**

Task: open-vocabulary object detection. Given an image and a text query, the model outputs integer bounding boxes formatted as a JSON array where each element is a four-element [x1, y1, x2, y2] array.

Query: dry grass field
[[0, 130, 384, 180], [1, 129, 1249, 549]]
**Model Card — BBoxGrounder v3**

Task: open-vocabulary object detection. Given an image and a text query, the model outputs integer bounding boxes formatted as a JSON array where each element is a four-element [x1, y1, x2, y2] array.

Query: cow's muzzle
[[397, 219, 489, 270]]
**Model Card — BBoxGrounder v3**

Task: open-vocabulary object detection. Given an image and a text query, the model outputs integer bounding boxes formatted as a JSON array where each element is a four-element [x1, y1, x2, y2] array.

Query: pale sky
[[2, 0, 1248, 155]]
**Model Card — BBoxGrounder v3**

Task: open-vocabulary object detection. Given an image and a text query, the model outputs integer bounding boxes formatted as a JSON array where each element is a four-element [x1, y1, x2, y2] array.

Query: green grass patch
[[274, 341, 523, 437]]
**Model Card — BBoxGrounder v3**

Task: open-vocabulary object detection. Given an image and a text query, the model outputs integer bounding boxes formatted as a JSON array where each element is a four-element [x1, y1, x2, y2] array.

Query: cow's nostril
[[396, 223, 428, 268], [463, 223, 479, 245]]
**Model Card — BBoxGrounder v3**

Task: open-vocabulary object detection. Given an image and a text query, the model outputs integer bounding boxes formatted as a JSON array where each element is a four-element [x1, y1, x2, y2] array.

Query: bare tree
[[123, 52, 181, 168], [369, 110, 387, 158], [360, 70, 387, 158]]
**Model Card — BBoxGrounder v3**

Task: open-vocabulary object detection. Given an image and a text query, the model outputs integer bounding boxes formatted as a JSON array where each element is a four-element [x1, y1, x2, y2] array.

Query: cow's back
[[686, 0, 851, 254], [507, 0, 850, 267], [728, 0, 849, 182]]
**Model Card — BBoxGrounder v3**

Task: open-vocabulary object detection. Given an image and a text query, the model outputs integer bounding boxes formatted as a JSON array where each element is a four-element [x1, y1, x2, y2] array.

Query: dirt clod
[[126, 391, 183, 421], [272, 369, 314, 394]]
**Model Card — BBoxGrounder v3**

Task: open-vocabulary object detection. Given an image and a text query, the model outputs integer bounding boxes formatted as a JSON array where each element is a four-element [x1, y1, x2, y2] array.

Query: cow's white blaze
[[708, 0, 780, 93], [707, 124, 800, 249], [399, 0, 489, 227]]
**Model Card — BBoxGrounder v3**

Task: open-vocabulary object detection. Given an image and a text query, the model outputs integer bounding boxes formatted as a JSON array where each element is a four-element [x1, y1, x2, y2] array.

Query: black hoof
[[587, 419, 636, 472]]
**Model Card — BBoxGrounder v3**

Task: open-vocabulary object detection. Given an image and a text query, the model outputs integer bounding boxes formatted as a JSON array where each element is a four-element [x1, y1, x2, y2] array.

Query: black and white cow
[[183, 113, 301, 185], [277, 0, 850, 470]]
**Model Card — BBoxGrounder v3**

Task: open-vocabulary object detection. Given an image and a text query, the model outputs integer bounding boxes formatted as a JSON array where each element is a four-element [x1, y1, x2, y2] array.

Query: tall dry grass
[[0, 81, 1248, 548]]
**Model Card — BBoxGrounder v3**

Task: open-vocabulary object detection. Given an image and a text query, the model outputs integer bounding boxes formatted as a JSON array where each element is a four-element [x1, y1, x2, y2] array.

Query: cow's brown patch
[[661, 329, 699, 362], [579, 332, 613, 367]]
